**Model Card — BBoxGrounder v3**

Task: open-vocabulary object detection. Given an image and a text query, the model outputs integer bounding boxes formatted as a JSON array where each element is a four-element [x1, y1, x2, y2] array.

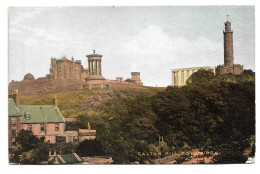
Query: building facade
[[215, 18, 243, 75], [131, 72, 143, 85], [8, 94, 96, 148], [8, 97, 22, 148], [47, 56, 88, 80], [172, 67, 215, 87]]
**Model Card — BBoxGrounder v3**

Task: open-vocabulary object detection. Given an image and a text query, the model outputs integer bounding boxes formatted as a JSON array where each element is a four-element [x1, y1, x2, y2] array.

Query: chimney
[[53, 94, 58, 108], [88, 122, 91, 130], [48, 151, 52, 161], [71, 57, 74, 62], [54, 150, 59, 164], [9, 89, 20, 105]]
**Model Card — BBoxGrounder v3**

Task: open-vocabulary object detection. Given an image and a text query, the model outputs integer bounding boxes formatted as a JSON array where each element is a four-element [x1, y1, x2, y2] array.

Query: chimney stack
[[54, 150, 59, 164], [48, 151, 52, 161], [88, 122, 91, 130], [9, 89, 20, 105], [53, 94, 58, 108], [71, 57, 74, 62]]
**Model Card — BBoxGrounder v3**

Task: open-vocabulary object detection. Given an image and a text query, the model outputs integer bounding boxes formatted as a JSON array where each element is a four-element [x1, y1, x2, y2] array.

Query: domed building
[[23, 73, 35, 80]]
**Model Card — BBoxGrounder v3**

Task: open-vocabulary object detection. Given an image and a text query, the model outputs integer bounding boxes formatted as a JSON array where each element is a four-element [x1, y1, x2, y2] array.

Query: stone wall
[[215, 64, 243, 75], [9, 75, 146, 97], [9, 78, 87, 97]]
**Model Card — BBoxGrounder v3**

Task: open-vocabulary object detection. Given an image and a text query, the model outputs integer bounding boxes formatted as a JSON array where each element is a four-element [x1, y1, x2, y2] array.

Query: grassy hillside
[[20, 86, 165, 118]]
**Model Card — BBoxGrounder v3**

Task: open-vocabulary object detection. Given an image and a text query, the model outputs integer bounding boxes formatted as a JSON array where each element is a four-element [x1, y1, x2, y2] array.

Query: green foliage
[[77, 139, 105, 156], [186, 69, 215, 86], [125, 78, 136, 83], [152, 71, 255, 163], [16, 129, 40, 152], [213, 140, 249, 164], [65, 121, 78, 131], [242, 69, 255, 76], [15, 70, 255, 164]]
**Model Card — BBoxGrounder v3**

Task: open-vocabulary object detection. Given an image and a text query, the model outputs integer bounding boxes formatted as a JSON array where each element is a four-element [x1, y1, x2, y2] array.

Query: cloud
[[9, 8, 73, 44], [120, 25, 222, 86]]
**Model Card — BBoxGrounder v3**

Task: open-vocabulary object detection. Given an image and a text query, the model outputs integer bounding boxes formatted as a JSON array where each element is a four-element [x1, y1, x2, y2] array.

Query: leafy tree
[[16, 129, 40, 152], [242, 69, 255, 76], [76, 139, 105, 156], [186, 69, 214, 86], [213, 140, 249, 164]]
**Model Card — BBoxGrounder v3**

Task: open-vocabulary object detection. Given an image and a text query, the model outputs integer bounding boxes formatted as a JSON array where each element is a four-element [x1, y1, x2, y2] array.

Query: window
[[55, 123, 59, 131], [12, 142, 16, 147], [11, 117, 16, 124], [41, 124, 45, 132], [12, 129, 16, 137], [25, 112, 31, 120], [27, 125, 32, 131], [73, 136, 78, 143]]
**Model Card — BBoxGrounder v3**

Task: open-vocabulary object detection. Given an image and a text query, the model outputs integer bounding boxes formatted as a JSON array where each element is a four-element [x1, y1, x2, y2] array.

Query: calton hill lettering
[[137, 152, 176, 157]]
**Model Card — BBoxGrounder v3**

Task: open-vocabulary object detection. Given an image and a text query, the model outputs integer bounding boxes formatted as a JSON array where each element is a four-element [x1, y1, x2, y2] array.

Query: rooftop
[[8, 98, 21, 116], [49, 153, 83, 164], [18, 105, 65, 124]]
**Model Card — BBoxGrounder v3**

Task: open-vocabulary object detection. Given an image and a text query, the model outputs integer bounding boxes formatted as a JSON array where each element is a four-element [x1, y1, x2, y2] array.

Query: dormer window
[[24, 112, 31, 120]]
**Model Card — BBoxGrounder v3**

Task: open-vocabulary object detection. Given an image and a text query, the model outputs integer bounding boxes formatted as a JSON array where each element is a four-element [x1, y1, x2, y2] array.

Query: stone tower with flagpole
[[216, 15, 243, 75]]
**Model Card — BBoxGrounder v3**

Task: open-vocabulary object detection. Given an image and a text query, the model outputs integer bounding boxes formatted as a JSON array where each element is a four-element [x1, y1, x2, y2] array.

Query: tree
[[213, 140, 249, 164], [16, 129, 40, 152], [76, 139, 105, 156], [186, 69, 215, 86], [242, 69, 255, 76]]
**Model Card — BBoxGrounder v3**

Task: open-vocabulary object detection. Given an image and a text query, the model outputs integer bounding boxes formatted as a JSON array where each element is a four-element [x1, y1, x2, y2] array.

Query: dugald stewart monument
[[8, 7, 255, 165]]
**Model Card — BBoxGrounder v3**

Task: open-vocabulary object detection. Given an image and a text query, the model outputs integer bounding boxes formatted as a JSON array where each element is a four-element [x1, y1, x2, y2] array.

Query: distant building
[[9, 50, 143, 97], [116, 77, 123, 84], [86, 50, 105, 81], [85, 50, 107, 90], [171, 67, 215, 87], [47, 56, 88, 80], [215, 17, 243, 75], [131, 72, 143, 85], [23, 73, 35, 80], [8, 92, 96, 148]]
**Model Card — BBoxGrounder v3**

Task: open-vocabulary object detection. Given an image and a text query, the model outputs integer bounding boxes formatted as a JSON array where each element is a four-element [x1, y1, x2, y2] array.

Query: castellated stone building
[[9, 51, 143, 96], [215, 18, 243, 75], [47, 56, 88, 80]]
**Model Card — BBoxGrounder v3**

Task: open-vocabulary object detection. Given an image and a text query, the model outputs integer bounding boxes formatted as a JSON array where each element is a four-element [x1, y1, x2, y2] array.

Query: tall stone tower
[[86, 50, 105, 80], [223, 19, 234, 67], [215, 16, 243, 75], [131, 72, 143, 85]]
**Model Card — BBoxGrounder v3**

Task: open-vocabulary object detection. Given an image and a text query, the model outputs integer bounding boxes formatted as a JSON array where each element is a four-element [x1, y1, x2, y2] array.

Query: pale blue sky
[[8, 6, 255, 86]]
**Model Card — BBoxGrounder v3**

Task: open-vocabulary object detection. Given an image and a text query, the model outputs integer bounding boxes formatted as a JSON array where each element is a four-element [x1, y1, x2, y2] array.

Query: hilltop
[[19, 85, 165, 118]]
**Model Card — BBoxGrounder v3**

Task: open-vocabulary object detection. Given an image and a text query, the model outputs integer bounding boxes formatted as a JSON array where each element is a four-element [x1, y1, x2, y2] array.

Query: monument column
[[224, 15, 234, 66], [86, 50, 105, 80]]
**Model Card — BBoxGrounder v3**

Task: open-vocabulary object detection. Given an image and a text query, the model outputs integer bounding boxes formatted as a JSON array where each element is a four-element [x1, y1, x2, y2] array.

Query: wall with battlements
[[47, 57, 88, 80]]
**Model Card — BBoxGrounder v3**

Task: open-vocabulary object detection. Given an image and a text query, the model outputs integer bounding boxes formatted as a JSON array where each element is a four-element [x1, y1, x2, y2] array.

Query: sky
[[8, 6, 255, 87]]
